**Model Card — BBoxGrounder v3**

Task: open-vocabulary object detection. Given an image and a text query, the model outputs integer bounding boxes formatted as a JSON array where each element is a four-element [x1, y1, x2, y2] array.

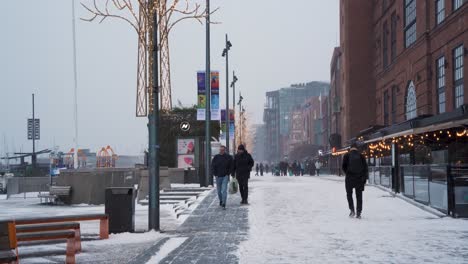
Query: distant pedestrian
[[232, 144, 254, 205], [211, 145, 233, 209], [342, 143, 368, 219], [315, 160, 322, 176], [265, 164, 270, 174], [255, 164, 259, 176], [260, 163, 264, 176]]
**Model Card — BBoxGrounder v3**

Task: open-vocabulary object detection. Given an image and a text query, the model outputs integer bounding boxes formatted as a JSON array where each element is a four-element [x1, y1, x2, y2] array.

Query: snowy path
[[238, 174, 468, 264]]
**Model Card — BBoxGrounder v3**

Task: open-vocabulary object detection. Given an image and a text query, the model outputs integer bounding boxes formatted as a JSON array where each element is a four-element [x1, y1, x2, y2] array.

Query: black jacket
[[342, 148, 368, 185], [232, 152, 254, 179], [211, 153, 233, 177]]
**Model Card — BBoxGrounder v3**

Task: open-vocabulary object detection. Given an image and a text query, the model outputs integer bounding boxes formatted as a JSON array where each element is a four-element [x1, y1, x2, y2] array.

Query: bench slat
[[15, 214, 108, 225], [17, 230, 75, 242], [0, 250, 17, 262], [16, 222, 80, 233]]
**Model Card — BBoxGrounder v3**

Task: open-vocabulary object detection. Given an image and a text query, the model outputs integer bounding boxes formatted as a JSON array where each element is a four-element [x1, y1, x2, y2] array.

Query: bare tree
[[81, 0, 218, 114]]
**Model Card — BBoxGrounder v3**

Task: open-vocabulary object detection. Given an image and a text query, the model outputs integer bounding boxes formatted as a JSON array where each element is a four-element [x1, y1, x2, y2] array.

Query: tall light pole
[[237, 92, 243, 145], [204, 0, 211, 187], [222, 35, 232, 153], [148, 1, 160, 231], [231, 73, 238, 150], [71, 0, 79, 169]]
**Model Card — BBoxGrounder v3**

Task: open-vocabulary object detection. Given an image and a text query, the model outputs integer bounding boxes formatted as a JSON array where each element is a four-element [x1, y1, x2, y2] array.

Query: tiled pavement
[[138, 189, 249, 264]]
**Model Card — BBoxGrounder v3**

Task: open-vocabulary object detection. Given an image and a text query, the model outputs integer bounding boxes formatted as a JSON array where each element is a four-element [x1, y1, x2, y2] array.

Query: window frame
[[436, 0, 445, 25], [453, 44, 464, 108], [391, 12, 397, 61], [384, 89, 390, 126], [406, 81, 417, 120], [383, 20, 389, 68], [404, 0, 417, 48], [391, 85, 397, 124], [453, 0, 465, 11], [436, 56, 446, 113]]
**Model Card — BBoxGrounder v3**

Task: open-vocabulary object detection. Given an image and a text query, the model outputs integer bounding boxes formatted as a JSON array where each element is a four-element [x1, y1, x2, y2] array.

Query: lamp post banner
[[197, 71, 220, 120]]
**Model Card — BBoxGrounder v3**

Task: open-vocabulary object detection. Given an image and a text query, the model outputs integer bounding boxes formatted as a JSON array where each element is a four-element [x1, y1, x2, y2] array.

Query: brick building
[[373, 0, 467, 125], [338, 0, 377, 144], [336, 0, 467, 141]]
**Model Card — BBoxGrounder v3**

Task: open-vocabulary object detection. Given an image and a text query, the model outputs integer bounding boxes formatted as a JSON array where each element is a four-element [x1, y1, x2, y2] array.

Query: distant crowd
[[254, 160, 323, 177]]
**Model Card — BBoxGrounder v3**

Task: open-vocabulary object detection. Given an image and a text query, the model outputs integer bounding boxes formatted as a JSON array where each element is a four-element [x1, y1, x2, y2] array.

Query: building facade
[[263, 82, 330, 162], [339, 0, 377, 144], [374, 0, 467, 126]]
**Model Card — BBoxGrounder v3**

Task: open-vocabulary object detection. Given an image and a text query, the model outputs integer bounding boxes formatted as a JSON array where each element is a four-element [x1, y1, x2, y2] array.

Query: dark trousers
[[238, 178, 249, 201], [346, 180, 363, 213]]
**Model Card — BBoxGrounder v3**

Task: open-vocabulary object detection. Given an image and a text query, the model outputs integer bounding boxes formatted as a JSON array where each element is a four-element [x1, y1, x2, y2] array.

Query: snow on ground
[[0, 184, 212, 263], [239, 174, 468, 264], [146, 237, 188, 264]]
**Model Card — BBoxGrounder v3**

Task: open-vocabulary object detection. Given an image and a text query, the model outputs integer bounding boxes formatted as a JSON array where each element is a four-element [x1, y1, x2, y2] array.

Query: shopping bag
[[229, 177, 238, 194]]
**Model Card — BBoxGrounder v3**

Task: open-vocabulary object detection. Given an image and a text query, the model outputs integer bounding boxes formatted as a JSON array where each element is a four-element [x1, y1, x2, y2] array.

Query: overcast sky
[[0, 0, 339, 156]]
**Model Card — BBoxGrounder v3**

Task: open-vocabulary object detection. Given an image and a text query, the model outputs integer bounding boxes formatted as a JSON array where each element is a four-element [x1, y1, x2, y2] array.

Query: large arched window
[[406, 81, 417, 120]]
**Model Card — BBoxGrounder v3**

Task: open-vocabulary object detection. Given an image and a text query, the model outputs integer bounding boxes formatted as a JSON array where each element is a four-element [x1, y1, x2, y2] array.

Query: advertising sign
[[177, 138, 195, 168], [177, 138, 195, 155]]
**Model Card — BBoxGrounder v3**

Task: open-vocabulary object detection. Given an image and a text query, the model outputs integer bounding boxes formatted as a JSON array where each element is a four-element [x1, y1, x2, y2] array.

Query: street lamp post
[[148, 1, 160, 231], [231, 73, 238, 151], [204, 0, 211, 187], [222, 35, 232, 153], [237, 92, 243, 145]]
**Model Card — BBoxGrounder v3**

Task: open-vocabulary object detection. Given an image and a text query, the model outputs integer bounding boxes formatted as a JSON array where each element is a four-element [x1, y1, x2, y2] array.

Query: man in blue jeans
[[211, 145, 233, 209]]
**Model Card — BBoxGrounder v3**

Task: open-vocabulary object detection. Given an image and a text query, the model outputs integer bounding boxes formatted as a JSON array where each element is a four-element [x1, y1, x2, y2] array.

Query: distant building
[[251, 124, 266, 162], [263, 82, 330, 162]]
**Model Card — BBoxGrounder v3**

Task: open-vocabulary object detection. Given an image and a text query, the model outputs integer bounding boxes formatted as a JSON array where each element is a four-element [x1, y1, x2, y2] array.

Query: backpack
[[347, 151, 364, 175]]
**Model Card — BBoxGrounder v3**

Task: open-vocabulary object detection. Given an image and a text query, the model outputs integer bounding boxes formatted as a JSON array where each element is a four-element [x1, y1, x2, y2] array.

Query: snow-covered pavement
[[238, 174, 468, 264]]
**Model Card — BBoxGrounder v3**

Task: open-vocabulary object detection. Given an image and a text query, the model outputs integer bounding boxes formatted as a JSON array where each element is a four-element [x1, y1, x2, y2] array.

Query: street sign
[[27, 118, 40, 140], [180, 121, 191, 132]]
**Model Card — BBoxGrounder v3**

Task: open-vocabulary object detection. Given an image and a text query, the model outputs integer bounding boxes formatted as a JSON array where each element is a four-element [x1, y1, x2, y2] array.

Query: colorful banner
[[220, 109, 235, 140], [197, 71, 220, 120]]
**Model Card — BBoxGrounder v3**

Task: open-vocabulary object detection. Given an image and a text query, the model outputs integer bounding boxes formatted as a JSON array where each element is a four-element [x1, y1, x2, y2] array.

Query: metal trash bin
[[105, 187, 136, 233]]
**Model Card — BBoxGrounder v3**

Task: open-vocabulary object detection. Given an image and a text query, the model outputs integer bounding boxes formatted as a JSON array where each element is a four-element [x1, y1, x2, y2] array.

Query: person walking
[[211, 145, 233, 209], [260, 163, 264, 176], [342, 143, 368, 219], [232, 144, 254, 204], [315, 160, 322, 176], [255, 164, 259, 176]]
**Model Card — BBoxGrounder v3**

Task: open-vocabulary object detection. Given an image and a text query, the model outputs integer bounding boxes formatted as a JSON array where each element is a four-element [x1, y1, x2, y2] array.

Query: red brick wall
[[374, 0, 468, 125]]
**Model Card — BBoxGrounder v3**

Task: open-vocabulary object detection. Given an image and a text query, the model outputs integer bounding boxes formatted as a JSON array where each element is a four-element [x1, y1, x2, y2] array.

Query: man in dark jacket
[[232, 144, 254, 204], [212, 145, 233, 209], [342, 143, 368, 219]]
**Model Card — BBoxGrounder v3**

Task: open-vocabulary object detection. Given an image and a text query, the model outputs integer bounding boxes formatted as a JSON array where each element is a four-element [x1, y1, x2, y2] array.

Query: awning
[[413, 118, 468, 135]]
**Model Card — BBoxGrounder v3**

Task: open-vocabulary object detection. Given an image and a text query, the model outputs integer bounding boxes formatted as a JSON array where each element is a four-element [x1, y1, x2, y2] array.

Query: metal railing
[[448, 166, 468, 218], [400, 165, 448, 213], [368, 166, 392, 188], [369, 164, 468, 217]]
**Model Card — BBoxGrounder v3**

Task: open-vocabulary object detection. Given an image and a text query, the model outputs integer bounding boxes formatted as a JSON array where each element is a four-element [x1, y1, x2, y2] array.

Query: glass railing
[[400, 165, 447, 212], [449, 166, 468, 217]]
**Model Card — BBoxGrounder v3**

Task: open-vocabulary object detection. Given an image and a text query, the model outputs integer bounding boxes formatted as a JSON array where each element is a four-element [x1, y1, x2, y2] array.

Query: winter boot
[[356, 212, 361, 219], [349, 211, 355, 218]]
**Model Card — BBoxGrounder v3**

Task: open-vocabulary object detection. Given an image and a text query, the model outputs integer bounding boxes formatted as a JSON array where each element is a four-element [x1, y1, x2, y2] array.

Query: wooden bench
[[16, 230, 77, 264], [0, 221, 18, 264], [38, 186, 72, 204], [16, 222, 81, 252], [15, 214, 109, 240]]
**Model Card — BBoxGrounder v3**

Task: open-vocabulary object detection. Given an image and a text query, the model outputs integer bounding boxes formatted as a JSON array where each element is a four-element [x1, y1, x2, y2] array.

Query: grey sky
[[0, 0, 339, 156]]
